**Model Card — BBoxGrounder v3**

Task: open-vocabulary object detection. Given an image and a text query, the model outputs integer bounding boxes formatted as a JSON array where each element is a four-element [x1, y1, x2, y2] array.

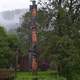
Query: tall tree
[[0, 26, 19, 68], [38, 0, 80, 80]]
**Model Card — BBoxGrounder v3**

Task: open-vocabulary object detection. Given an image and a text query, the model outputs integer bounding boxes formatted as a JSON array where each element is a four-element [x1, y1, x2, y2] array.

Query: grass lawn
[[16, 71, 66, 80]]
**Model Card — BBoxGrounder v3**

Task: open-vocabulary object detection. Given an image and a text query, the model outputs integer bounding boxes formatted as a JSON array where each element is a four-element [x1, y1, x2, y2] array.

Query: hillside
[[0, 9, 27, 31]]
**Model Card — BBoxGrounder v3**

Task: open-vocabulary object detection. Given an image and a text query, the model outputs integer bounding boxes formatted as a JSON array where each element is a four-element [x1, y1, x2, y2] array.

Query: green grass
[[16, 71, 66, 80]]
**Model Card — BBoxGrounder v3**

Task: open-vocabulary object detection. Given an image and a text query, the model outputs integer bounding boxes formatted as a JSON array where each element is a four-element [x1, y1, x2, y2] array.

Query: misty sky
[[0, 0, 38, 12]]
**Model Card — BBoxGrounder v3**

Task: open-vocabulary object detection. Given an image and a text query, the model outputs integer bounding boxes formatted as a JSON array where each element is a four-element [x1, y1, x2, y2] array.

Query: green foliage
[[38, 0, 80, 80], [15, 0, 80, 80], [0, 26, 19, 68]]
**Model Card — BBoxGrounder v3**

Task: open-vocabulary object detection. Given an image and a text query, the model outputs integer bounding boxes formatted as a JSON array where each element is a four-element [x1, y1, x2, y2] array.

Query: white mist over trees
[[0, 9, 26, 30]]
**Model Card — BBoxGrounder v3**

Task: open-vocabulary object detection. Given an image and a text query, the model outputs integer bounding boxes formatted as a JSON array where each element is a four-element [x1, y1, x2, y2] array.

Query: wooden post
[[29, 0, 38, 80]]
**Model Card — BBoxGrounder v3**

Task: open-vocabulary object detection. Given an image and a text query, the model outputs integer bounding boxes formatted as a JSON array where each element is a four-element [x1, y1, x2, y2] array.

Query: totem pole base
[[32, 71, 38, 80], [33, 77, 38, 80]]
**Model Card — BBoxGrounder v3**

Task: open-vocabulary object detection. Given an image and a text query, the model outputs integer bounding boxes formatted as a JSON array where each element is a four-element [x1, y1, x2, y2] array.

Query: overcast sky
[[0, 0, 38, 12]]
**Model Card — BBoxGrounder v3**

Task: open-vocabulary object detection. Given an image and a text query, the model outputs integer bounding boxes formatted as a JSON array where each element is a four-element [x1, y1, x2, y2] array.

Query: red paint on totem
[[32, 57, 38, 71], [32, 8, 37, 16], [32, 30, 37, 43]]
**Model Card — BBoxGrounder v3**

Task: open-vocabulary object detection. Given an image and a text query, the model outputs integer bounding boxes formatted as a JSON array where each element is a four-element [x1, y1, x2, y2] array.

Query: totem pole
[[29, 0, 38, 79]]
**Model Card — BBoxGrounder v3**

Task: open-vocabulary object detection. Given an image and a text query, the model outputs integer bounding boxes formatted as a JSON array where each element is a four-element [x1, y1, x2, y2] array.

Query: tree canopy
[[11, 0, 80, 79]]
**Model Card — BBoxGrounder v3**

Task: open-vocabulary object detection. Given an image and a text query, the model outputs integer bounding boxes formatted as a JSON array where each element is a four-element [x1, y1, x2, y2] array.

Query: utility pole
[[29, 0, 38, 80]]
